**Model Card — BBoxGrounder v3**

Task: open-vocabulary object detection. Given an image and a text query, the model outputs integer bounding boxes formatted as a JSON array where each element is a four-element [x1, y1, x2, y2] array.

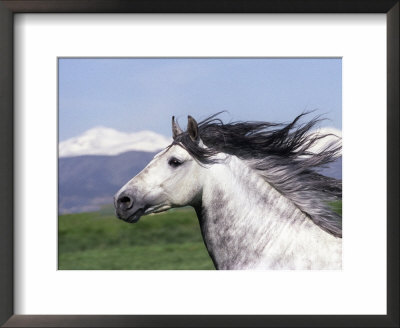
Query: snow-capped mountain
[[59, 127, 172, 157], [59, 126, 341, 158], [58, 126, 342, 214], [308, 127, 342, 154]]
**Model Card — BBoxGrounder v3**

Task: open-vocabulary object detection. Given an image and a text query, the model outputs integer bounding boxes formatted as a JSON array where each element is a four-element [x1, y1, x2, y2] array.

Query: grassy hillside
[[58, 206, 215, 270], [59, 201, 342, 270]]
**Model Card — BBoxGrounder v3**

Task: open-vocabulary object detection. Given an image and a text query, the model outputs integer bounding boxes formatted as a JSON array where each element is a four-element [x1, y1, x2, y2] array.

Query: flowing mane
[[172, 113, 342, 237]]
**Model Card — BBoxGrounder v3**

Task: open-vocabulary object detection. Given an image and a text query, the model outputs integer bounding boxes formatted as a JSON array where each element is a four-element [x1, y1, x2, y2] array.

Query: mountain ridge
[[59, 150, 341, 214], [59, 126, 342, 214], [59, 126, 341, 158]]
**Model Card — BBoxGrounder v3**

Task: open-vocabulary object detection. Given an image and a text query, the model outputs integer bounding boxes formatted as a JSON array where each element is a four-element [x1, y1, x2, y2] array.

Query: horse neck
[[194, 156, 340, 270]]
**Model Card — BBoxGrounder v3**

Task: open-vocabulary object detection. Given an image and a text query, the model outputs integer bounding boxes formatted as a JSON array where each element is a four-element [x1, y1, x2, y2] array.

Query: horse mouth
[[118, 204, 170, 223], [121, 208, 145, 223]]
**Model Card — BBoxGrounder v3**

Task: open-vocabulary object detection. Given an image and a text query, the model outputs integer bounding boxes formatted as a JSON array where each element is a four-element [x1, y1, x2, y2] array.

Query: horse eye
[[168, 158, 182, 167]]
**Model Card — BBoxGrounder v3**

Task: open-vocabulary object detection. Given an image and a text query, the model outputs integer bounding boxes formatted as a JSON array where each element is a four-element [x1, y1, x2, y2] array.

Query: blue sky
[[59, 58, 341, 141]]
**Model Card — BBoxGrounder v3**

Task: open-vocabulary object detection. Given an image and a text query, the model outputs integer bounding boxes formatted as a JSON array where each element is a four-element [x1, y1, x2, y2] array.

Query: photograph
[[1, 1, 397, 325], [58, 58, 342, 270]]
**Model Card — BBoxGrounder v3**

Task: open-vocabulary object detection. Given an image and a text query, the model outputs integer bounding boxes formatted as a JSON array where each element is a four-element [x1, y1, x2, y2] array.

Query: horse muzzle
[[114, 191, 146, 223]]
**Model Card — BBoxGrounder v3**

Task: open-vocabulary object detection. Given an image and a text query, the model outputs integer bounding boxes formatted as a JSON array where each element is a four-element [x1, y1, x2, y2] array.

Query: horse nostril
[[117, 194, 133, 210], [120, 196, 130, 204]]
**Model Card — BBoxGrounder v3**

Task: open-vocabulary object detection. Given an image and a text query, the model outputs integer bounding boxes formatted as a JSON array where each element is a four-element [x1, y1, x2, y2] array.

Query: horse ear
[[172, 116, 183, 139], [187, 115, 199, 142]]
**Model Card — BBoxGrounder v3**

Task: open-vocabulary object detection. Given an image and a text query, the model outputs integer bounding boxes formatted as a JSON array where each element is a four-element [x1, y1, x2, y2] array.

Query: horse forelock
[[174, 112, 342, 238]]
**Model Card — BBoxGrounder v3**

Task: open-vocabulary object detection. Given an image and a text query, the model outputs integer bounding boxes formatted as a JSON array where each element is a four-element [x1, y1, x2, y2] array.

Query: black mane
[[173, 112, 342, 237]]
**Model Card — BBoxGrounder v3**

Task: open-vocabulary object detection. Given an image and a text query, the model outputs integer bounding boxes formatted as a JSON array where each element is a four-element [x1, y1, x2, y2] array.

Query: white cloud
[[59, 127, 172, 157]]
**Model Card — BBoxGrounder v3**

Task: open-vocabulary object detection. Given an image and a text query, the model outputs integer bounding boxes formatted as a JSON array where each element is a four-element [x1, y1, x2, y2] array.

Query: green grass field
[[329, 201, 342, 216], [58, 206, 215, 270], [59, 201, 342, 270]]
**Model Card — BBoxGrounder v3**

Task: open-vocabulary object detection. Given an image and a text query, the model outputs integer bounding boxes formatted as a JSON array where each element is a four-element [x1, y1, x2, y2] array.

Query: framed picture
[[57, 57, 343, 272], [1, 1, 398, 327]]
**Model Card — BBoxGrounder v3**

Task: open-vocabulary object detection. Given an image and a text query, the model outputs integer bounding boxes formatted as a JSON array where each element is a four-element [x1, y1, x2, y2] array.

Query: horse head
[[114, 116, 205, 223]]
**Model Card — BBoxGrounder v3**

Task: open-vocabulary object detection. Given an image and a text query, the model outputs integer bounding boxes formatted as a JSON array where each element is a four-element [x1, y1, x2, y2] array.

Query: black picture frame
[[0, 1, 398, 327]]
